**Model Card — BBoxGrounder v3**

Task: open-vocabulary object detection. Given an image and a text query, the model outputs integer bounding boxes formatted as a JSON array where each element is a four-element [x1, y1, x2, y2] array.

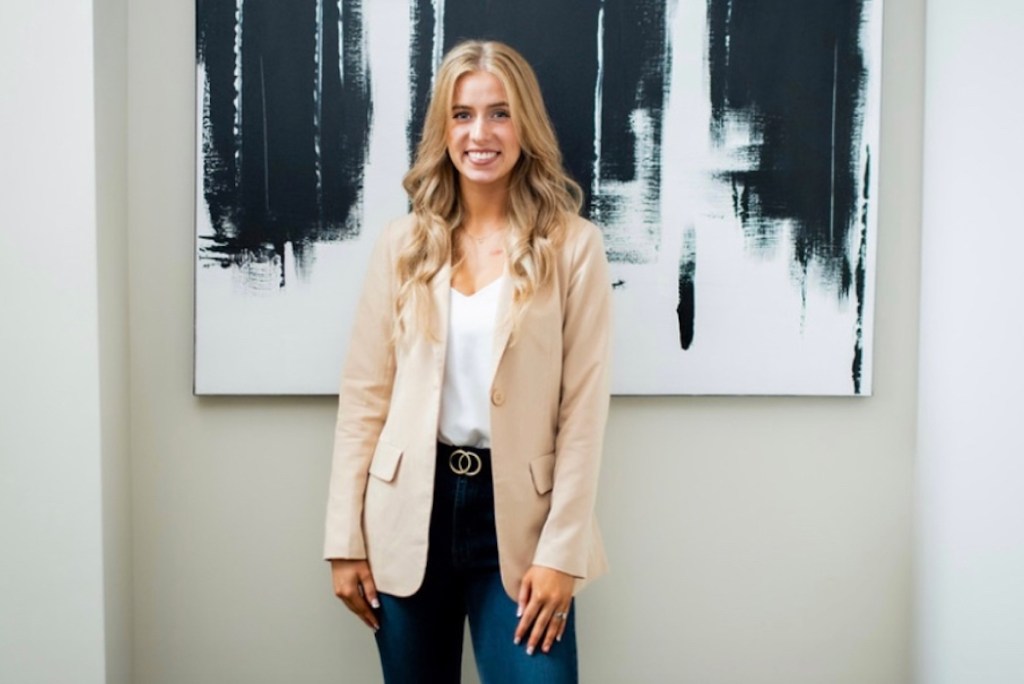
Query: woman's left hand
[[514, 565, 574, 655]]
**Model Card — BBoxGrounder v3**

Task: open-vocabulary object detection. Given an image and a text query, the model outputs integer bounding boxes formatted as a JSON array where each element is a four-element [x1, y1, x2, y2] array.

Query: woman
[[324, 40, 612, 683]]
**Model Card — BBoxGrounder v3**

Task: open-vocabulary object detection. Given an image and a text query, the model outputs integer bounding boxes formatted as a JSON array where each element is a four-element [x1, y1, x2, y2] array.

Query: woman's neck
[[459, 180, 510, 234]]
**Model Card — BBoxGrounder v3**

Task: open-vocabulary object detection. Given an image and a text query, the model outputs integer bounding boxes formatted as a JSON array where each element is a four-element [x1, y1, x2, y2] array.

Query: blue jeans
[[374, 443, 578, 684]]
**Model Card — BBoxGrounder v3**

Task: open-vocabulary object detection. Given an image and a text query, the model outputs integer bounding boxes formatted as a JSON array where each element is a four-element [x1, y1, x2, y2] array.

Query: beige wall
[[126, 1, 923, 683]]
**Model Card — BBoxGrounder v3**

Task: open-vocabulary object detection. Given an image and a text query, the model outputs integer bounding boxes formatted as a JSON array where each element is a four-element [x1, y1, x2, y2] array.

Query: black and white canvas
[[195, 0, 881, 395]]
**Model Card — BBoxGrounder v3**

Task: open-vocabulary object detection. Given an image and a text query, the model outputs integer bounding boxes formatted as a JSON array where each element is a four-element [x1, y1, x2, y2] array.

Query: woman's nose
[[470, 116, 488, 140]]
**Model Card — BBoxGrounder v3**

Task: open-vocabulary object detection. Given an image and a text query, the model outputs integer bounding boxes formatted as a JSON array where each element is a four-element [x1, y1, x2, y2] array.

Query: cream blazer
[[323, 212, 611, 600]]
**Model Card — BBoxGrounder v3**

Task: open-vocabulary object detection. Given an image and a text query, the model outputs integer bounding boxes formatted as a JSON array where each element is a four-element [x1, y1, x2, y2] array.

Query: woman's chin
[[458, 170, 511, 189]]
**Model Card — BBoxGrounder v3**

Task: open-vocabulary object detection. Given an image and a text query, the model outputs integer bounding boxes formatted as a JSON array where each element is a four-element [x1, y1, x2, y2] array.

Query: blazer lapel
[[430, 262, 451, 366], [491, 263, 514, 383]]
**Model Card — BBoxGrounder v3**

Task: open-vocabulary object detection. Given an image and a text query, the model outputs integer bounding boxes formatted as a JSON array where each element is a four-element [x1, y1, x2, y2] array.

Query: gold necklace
[[463, 225, 506, 244]]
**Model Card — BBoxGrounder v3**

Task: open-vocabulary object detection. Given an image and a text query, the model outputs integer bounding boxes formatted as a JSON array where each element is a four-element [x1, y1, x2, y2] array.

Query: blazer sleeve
[[532, 221, 612, 577], [323, 221, 399, 560]]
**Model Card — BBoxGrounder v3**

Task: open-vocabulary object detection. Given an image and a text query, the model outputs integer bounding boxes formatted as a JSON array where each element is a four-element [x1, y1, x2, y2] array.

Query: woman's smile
[[466, 150, 500, 163]]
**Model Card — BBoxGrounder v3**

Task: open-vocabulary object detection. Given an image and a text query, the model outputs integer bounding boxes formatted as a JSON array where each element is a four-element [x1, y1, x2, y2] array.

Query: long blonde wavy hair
[[396, 40, 584, 342]]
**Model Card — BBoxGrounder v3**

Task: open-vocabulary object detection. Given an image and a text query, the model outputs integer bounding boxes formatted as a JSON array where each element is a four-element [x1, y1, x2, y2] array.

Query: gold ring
[[449, 449, 482, 476]]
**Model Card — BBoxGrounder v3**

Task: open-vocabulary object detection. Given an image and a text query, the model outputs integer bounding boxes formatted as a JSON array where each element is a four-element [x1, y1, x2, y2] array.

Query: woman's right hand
[[330, 559, 381, 631]]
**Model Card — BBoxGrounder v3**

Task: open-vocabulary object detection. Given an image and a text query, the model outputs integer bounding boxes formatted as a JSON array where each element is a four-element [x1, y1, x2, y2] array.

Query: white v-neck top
[[437, 275, 506, 448]]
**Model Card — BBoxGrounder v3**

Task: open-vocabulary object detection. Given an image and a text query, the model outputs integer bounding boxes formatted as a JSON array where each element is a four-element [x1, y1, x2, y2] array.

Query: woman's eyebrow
[[451, 101, 511, 110]]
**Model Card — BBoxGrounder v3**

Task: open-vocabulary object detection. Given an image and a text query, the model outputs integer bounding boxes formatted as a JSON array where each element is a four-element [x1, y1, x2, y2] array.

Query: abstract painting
[[195, 0, 881, 395]]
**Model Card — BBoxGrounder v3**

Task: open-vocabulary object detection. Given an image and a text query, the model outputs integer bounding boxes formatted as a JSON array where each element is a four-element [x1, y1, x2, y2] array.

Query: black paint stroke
[[708, 0, 869, 274], [407, 0, 669, 264], [406, 0, 436, 167], [852, 148, 870, 394], [677, 224, 696, 350], [196, 0, 372, 284]]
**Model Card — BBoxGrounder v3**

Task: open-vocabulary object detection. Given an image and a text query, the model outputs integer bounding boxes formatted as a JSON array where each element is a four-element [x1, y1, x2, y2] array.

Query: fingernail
[[527, 646, 535, 656], [513, 637, 521, 645], [371, 599, 381, 609], [556, 634, 562, 642], [516, 605, 523, 618]]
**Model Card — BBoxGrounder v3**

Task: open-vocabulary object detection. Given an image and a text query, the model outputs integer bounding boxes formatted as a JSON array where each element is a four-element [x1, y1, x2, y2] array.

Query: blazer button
[[491, 388, 505, 406]]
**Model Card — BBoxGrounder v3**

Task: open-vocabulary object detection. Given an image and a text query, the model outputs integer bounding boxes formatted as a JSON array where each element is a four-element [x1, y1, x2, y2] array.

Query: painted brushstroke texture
[[195, 0, 880, 396], [706, 0, 868, 290], [407, 0, 668, 263], [590, 0, 669, 264], [196, 0, 371, 285], [706, 0, 871, 390]]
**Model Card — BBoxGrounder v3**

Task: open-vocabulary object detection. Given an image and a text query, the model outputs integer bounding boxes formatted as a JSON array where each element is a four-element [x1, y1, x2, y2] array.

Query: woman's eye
[[453, 111, 471, 120], [493, 110, 510, 119]]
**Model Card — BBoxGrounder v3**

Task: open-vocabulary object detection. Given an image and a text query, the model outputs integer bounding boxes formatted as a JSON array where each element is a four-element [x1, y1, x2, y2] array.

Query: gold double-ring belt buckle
[[449, 449, 482, 476]]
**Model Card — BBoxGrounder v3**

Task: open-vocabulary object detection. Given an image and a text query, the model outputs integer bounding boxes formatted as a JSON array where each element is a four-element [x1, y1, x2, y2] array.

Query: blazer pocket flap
[[368, 440, 403, 483], [529, 452, 556, 495]]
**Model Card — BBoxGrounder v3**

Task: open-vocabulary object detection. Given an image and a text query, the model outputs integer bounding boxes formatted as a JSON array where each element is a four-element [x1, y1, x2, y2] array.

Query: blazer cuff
[[531, 532, 589, 579], [322, 524, 367, 561]]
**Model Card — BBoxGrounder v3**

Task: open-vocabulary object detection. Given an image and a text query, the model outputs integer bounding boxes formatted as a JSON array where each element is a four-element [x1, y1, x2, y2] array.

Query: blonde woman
[[324, 40, 611, 683]]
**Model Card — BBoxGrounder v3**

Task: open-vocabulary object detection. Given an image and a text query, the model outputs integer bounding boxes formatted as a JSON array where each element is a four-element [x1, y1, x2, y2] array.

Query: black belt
[[436, 442, 491, 477]]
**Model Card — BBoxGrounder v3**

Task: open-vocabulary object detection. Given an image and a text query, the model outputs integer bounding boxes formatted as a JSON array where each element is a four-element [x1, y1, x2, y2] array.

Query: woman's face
[[446, 70, 522, 191]]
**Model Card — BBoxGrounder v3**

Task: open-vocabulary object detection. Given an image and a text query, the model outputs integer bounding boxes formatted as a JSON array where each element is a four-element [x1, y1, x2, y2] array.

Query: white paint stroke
[[591, 1, 605, 201], [233, 0, 244, 186], [314, 0, 324, 214], [431, 0, 445, 89], [337, 0, 345, 87], [724, 0, 733, 69]]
